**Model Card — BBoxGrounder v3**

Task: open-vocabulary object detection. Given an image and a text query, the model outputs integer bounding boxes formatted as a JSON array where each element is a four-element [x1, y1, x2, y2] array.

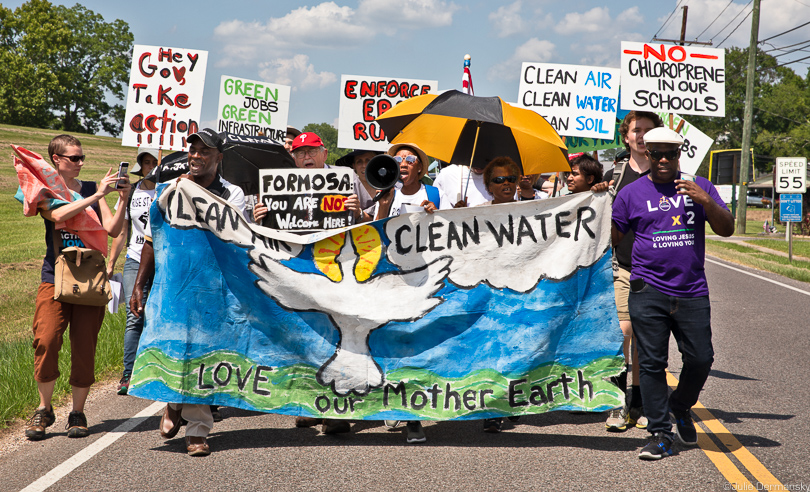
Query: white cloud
[[554, 7, 611, 34], [487, 38, 556, 81], [258, 55, 337, 90], [358, 0, 459, 28], [489, 1, 525, 38]]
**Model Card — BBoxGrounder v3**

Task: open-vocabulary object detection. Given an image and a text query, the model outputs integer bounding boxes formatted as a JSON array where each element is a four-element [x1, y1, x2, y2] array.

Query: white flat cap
[[643, 127, 684, 145]]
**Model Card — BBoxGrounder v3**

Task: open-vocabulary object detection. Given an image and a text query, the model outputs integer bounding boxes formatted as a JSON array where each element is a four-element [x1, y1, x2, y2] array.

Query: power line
[[717, 8, 753, 47], [652, 0, 685, 40], [763, 39, 810, 52], [711, 0, 753, 41], [759, 20, 810, 43], [774, 53, 810, 68], [696, 0, 735, 39], [772, 44, 810, 57]]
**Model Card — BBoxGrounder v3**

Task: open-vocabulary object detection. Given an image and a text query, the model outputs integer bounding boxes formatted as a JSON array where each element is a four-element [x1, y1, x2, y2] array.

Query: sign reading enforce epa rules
[[775, 157, 807, 194]]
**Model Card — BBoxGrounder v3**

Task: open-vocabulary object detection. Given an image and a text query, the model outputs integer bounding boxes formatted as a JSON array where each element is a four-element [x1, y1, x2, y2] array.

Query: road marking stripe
[[707, 257, 810, 296], [694, 427, 753, 490], [666, 372, 782, 489], [21, 401, 165, 492]]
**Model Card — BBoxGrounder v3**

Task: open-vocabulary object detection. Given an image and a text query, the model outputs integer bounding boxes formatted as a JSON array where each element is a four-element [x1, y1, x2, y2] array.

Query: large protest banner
[[258, 168, 355, 231], [122, 45, 208, 150], [338, 75, 438, 152], [517, 63, 620, 139], [217, 75, 290, 142], [129, 180, 624, 420], [655, 112, 714, 175], [621, 42, 725, 117]]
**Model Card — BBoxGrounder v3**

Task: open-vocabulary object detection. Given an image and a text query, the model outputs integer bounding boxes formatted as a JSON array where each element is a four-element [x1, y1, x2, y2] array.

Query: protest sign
[[122, 45, 208, 150], [338, 75, 438, 151], [217, 75, 290, 142], [129, 180, 624, 420], [517, 63, 620, 139], [655, 112, 714, 175], [621, 42, 725, 117], [258, 168, 355, 231], [563, 121, 623, 153]]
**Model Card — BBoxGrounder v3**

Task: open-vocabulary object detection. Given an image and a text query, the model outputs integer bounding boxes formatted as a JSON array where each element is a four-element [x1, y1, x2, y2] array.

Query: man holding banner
[[611, 127, 734, 460], [131, 128, 245, 456]]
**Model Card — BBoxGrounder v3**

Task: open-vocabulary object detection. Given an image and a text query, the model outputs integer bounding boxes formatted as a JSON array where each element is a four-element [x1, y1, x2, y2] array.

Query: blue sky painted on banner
[[7, 0, 810, 137]]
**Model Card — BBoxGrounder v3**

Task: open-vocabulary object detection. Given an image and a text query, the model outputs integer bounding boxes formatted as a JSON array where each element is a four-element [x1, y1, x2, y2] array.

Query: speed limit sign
[[775, 157, 807, 193]]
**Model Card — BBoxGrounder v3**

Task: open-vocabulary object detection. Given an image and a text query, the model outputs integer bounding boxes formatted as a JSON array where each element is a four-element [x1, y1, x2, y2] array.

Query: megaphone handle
[[372, 187, 394, 203]]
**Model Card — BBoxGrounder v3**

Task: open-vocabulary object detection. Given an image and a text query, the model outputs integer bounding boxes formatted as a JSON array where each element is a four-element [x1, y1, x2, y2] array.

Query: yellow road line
[[666, 371, 782, 489]]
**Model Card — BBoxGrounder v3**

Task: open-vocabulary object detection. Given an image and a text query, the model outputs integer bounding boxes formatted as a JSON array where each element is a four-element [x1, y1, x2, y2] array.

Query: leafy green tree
[[0, 0, 132, 134], [302, 122, 349, 166]]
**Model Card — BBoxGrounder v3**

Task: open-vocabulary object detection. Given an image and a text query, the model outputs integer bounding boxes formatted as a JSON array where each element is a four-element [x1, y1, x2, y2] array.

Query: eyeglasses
[[647, 149, 680, 161], [57, 154, 86, 163], [491, 175, 518, 184], [293, 147, 322, 158], [393, 155, 418, 164]]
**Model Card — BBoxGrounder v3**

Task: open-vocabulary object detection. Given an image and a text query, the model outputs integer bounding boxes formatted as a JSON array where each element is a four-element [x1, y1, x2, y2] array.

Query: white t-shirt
[[374, 183, 429, 218], [434, 164, 492, 209], [115, 182, 156, 263]]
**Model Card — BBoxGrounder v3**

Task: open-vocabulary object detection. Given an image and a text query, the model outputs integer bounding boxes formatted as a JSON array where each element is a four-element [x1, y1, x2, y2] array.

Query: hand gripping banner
[[130, 179, 624, 421]]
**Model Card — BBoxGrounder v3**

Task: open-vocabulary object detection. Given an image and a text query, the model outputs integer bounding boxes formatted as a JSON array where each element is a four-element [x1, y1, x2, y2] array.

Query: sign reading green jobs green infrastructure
[[217, 75, 290, 141]]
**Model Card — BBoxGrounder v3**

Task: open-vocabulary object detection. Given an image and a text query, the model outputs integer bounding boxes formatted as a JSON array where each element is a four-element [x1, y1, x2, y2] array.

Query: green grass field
[[0, 123, 133, 426]]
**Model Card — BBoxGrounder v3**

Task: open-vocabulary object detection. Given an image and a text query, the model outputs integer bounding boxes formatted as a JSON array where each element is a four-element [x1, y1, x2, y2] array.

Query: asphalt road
[[1, 256, 808, 492]]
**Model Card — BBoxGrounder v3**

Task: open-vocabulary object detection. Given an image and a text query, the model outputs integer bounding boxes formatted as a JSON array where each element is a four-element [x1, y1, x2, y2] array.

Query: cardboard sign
[[564, 121, 623, 153], [122, 45, 208, 150], [259, 168, 355, 231], [338, 75, 437, 151], [655, 112, 714, 175], [217, 75, 290, 142], [621, 42, 725, 117], [517, 63, 620, 139]]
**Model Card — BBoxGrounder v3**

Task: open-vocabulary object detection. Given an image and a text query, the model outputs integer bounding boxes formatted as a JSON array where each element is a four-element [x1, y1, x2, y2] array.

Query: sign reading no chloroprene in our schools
[[516, 63, 620, 140]]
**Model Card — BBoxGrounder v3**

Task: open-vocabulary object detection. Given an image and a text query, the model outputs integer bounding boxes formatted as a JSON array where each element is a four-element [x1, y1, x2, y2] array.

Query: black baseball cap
[[188, 128, 223, 152]]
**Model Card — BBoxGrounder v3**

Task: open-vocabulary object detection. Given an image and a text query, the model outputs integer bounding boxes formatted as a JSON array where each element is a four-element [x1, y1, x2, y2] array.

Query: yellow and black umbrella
[[376, 90, 569, 175]]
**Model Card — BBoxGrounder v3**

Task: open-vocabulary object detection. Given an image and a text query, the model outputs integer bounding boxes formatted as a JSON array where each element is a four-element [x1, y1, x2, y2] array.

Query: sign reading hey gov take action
[[122, 45, 208, 150], [621, 42, 725, 117], [517, 63, 620, 139], [217, 76, 291, 142], [775, 157, 807, 194]]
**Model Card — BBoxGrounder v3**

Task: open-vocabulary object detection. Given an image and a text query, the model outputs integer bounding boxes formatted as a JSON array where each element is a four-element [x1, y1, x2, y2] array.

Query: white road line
[[21, 401, 165, 492], [707, 257, 810, 297]]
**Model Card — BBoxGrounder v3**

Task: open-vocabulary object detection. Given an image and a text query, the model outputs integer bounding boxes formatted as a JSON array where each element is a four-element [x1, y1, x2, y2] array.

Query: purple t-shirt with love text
[[612, 173, 728, 297]]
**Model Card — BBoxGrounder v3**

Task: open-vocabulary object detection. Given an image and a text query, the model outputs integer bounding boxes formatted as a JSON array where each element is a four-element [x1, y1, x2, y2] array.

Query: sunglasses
[[57, 154, 86, 163], [393, 155, 418, 164], [491, 175, 518, 184], [647, 149, 680, 161]]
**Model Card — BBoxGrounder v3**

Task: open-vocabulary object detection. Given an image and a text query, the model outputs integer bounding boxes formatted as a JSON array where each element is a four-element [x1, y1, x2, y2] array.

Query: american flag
[[462, 55, 474, 95]]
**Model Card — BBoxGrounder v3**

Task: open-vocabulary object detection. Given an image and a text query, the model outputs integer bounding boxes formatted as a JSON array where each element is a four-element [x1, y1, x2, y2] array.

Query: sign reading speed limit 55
[[775, 157, 807, 193]]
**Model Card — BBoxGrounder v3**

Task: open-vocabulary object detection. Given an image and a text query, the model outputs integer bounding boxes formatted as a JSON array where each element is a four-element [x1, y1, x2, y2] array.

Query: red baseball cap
[[290, 132, 324, 151]]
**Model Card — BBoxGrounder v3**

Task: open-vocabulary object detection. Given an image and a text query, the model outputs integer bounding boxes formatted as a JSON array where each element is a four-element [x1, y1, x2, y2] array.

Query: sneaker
[[405, 421, 426, 443], [322, 419, 351, 434], [117, 375, 130, 395], [638, 433, 674, 460], [671, 409, 698, 446], [210, 405, 222, 422], [483, 418, 502, 433], [66, 411, 89, 438], [384, 420, 401, 429], [605, 407, 627, 432], [626, 406, 648, 429], [25, 407, 55, 441]]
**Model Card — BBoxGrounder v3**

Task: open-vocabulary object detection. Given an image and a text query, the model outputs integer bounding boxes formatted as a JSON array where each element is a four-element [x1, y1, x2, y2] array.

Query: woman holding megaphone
[[372, 143, 440, 220]]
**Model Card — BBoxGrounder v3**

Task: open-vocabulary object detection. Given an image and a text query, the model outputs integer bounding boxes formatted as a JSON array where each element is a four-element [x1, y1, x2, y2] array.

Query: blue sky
[[6, 0, 810, 140]]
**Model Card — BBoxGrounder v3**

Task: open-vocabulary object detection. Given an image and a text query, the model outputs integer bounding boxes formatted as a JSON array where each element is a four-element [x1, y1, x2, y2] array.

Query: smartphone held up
[[116, 162, 128, 189]]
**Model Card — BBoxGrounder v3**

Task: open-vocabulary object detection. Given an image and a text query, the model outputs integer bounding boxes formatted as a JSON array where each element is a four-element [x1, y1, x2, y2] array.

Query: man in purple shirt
[[612, 127, 735, 460]]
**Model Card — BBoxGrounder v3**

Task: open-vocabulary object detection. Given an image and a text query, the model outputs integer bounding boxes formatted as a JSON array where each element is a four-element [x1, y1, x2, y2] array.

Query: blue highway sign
[[780, 194, 803, 222]]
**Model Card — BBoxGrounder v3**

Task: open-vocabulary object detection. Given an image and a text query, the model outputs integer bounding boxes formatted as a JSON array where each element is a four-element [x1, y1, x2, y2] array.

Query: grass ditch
[[706, 240, 810, 283]]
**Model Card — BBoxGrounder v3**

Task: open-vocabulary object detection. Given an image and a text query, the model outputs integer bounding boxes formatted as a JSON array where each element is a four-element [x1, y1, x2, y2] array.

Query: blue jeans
[[122, 257, 151, 377], [629, 282, 714, 437]]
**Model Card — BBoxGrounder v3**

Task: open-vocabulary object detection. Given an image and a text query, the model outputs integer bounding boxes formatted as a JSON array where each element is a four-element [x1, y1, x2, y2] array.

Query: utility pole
[[680, 6, 689, 45], [737, 0, 762, 234]]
